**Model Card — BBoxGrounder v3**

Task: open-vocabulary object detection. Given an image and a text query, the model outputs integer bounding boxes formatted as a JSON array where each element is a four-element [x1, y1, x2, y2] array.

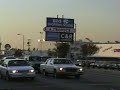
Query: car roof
[[4, 59, 26, 62], [3, 56, 16, 59], [50, 58, 69, 60]]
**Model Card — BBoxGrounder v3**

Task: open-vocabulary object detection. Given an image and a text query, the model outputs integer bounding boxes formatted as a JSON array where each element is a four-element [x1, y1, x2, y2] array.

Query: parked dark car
[[26, 56, 51, 73], [109, 63, 120, 70]]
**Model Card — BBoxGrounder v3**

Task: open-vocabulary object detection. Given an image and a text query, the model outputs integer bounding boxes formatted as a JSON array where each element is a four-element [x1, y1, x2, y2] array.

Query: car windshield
[[0, 60, 4, 65], [5, 57, 16, 59], [41, 57, 51, 62], [8, 60, 29, 66], [54, 59, 73, 64]]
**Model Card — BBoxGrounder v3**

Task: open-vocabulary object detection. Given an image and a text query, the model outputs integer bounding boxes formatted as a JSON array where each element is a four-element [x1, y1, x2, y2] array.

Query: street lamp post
[[40, 32, 43, 50], [27, 39, 31, 51], [17, 34, 25, 51], [0, 42, 1, 55], [74, 23, 76, 43]]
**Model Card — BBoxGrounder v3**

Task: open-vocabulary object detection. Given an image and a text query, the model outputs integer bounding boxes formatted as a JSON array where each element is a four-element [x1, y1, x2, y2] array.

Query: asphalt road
[[0, 69, 120, 90]]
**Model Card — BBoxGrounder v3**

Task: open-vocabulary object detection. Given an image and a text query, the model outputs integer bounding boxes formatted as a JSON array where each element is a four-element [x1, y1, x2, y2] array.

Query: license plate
[[22, 73, 28, 75]]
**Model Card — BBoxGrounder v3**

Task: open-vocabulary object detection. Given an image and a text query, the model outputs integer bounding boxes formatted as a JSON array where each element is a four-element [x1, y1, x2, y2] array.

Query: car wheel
[[30, 77, 35, 81], [37, 69, 41, 74], [0, 71, 3, 79], [75, 75, 80, 79], [43, 70, 48, 76], [53, 71, 59, 78], [5, 72, 11, 81]]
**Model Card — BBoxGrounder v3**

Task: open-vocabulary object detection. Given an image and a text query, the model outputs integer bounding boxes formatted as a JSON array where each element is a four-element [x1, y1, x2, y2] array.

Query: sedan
[[40, 58, 84, 78], [0, 59, 36, 80]]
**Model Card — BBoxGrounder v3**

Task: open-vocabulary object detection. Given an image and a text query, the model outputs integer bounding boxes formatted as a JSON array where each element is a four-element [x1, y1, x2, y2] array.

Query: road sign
[[47, 17, 74, 28], [44, 27, 75, 33]]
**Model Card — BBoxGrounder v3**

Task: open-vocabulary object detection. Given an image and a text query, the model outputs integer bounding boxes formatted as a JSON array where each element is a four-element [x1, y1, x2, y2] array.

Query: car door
[[45, 59, 51, 73], [47, 59, 55, 73], [0, 61, 8, 76]]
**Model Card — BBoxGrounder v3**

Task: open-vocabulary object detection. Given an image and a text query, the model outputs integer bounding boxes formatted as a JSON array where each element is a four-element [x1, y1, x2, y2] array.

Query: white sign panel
[[44, 27, 75, 33]]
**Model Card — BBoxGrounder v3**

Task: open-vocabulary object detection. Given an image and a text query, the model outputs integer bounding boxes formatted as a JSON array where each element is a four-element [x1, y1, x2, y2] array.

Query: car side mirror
[[1, 63, 4, 66], [50, 63, 53, 65], [4, 64, 7, 67]]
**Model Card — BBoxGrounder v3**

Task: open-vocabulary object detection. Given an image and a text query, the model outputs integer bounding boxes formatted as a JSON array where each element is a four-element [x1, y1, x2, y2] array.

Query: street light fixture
[[17, 34, 25, 51]]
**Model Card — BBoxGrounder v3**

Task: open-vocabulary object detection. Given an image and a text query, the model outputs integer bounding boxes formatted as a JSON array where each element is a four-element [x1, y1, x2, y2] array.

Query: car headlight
[[79, 68, 83, 71], [29, 69, 34, 73], [79, 63, 82, 65], [59, 68, 63, 71], [12, 70, 18, 73], [58, 68, 65, 72]]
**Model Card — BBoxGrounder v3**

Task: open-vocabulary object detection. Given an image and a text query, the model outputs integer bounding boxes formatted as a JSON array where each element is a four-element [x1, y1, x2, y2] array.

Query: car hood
[[8, 66, 34, 70], [55, 64, 81, 68]]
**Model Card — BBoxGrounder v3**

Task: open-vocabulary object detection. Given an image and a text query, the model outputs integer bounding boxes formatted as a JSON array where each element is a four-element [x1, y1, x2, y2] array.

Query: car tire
[[37, 69, 41, 74], [0, 71, 3, 79], [5, 72, 11, 81], [30, 77, 35, 81], [75, 75, 80, 79], [53, 70, 59, 78], [43, 70, 48, 76]]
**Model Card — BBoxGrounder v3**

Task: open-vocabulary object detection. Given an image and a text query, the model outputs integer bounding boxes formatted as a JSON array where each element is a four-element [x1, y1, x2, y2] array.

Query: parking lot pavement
[[87, 68, 120, 76], [0, 70, 120, 90]]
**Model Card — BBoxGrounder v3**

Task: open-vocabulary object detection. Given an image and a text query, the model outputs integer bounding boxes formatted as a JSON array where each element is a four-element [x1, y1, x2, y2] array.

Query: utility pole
[[0, 37, 2, 54], [27, 39, 31, 51], [17, 34, 25, 51], [74, 23, 77, 42], [40, 32, 43, 55]]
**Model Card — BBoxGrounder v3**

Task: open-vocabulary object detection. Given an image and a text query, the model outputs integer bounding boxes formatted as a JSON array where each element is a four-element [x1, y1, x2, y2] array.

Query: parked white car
[[0, 56, 16, 65], [2, 56, 16, 60], [0, 59, 36, 80], [40, 58, 84, 78]]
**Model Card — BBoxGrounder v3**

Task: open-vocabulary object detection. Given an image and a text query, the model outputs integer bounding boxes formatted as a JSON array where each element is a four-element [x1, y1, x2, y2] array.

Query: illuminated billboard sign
[[44, 17, 75, 42]]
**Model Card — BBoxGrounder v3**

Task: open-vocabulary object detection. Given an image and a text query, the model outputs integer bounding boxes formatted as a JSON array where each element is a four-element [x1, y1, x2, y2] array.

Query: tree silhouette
[[81, 44, 99, 57], [14, 49, 23, 57], [53, 43, 70, 58]]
